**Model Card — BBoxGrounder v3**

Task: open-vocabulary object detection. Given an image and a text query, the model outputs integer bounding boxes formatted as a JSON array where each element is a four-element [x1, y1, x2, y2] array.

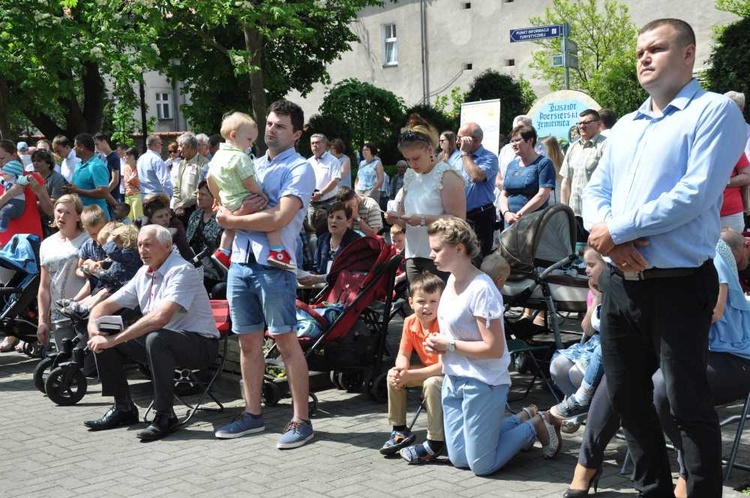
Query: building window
[[463, 2, 472, 8], [383, 24, 398, 66], [504, 59, 516, 67], [155, 92, 173, 120], [463, 63, 473, 70]]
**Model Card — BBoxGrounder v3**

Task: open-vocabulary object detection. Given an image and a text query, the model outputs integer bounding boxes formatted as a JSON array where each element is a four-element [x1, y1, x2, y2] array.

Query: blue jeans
[[581, 344, 603, 392], [442, 375, 535, 476], [227, 261, 297, 335]]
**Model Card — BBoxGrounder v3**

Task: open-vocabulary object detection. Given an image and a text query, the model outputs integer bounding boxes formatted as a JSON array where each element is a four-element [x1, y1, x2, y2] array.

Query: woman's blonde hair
[[53, 194, 84, 231], [541, 136, 564, 178], [427, 217, 481, 260], [398, 113, 439, 151]]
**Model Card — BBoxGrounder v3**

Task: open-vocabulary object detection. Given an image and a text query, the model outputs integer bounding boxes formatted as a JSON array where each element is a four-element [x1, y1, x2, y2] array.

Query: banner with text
[[528, 91, 600, 149]]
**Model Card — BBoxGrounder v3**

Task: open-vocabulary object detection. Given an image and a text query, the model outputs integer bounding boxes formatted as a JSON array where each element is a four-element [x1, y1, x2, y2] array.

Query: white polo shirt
[[308, 151, 341, 202]]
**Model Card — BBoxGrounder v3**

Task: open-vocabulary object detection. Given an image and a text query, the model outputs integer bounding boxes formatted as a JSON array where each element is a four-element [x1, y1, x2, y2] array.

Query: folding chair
[[144, 301, 230, 425], [507, 338, 560, 403]]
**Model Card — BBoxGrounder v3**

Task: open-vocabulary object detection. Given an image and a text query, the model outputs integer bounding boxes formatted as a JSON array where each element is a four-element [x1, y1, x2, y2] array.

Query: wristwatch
[[354, 217, 361, 223], [419, 215, 426, 227], [447, 340, 456, 352]]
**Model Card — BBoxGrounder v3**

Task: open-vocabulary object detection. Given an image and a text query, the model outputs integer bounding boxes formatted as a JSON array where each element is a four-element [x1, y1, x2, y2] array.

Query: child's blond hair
[[97, 221, 122, 246], [111, 224, 139, 250], [481, 252, 511, 284], [220, 111, 257, 141], [390, 224, 405, 236], [80, 205, 107, 227]]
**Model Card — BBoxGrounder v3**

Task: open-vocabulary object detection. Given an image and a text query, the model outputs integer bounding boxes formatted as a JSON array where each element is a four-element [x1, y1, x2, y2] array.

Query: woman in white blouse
[[384, 114, 465, 282]]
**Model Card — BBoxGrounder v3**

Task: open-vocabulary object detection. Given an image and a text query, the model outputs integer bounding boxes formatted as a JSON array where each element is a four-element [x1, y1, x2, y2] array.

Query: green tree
[[706, 16, 750, 122], [529, 0, 644, 117], [0, 0, 160, 139], [319, 79, 405, 151], [148, 0, 383, 145], [464, 70, 536, 133], [716, 0, 750, 17]]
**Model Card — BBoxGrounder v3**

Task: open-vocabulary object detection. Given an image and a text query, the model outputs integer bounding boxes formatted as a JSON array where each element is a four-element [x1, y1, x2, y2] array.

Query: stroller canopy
[[0, 233, 40, 275], [497, 204, 576, 279]]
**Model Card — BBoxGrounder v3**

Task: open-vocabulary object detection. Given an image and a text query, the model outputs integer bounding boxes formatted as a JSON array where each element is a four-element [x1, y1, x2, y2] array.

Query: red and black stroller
[[263, 236, 403, 406]]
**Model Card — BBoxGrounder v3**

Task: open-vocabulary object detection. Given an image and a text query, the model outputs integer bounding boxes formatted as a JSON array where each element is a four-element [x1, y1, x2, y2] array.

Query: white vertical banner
[[460, 99, 502, 155]]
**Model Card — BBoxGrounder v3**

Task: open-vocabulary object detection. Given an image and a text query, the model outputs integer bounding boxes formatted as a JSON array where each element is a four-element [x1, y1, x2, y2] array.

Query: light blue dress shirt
[[582, 79, 746, 269], [232, 147, 315, 270], [136, 149, 172, 198], [459, 145, 499, 211]]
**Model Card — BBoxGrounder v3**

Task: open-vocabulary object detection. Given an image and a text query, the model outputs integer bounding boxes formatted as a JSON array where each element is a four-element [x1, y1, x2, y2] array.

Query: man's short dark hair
[[579, 109, 601, 121], [93, 133, 111, 146], [52, 135, 72, 148], [639, 18, 695, 47], [268, 100, 304, 132], [74, 133, 96, 152], [336, 186, 356, 203], [598, 108, 617, 129], [208, 134, 222, 148]]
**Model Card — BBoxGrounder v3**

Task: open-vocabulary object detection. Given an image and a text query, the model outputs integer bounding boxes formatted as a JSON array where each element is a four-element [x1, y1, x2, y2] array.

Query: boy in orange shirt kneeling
[[380, 272, 445, 463]]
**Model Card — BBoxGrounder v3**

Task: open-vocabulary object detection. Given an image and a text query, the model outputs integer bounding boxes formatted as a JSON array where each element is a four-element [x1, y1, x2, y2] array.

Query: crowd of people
[[1, 16, 750, 497]]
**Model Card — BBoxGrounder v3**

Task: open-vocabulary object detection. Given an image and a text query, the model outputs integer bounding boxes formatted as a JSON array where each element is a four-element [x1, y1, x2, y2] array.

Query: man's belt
[[610, 260, 709, 281], [467, 203, 495, 216]]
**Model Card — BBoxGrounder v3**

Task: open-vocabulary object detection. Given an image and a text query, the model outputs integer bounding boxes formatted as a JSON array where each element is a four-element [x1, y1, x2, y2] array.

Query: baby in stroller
[[58, 221, 141, 317]]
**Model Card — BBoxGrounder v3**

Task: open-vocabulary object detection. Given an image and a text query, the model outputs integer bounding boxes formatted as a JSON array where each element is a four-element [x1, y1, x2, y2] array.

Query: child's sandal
[[399, 443, 440, 464], [541, 411, 562, 459]]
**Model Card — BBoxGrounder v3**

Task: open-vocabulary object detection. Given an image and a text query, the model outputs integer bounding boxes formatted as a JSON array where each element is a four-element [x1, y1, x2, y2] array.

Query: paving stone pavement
[[1, 319, 748, 497]]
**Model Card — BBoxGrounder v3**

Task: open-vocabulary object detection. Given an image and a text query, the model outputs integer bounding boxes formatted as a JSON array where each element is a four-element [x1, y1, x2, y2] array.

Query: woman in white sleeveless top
[[385, 114, 465, 282]]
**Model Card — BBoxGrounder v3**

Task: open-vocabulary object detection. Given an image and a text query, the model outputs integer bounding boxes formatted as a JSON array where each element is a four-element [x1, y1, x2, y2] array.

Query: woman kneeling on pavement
[[423, 217, 561, 475]]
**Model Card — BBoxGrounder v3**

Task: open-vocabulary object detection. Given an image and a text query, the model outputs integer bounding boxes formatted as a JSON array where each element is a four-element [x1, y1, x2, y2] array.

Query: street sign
[[509, 24, 565, 43], [551, 54, 565, 67], [562, 39, 578, 54]]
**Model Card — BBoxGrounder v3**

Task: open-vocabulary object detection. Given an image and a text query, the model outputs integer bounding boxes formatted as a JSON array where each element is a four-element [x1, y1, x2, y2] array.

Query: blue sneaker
[[214, 411, 265, 439], [277, 419, 314, 449]]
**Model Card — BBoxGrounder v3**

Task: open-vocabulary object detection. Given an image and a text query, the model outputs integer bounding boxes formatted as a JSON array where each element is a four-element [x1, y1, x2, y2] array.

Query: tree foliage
[[0, 0, 160, 140], [706, 16, 750, 122], [716, 0, 750, 17], [464, 70, 536, 133], [148, 0, 383, 144], [319, 79, 405, 151], [529, 0, 645, 117]]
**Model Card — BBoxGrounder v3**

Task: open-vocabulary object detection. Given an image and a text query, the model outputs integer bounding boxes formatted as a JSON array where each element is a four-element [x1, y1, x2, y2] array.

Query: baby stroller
[[498, 203, 589, 348], [0, 234, 43, 357], [263, 236, 403, 406]]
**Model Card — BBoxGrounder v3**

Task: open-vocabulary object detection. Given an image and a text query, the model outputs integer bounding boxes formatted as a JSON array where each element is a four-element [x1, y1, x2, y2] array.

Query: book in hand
[[94, 315, 124, 334]]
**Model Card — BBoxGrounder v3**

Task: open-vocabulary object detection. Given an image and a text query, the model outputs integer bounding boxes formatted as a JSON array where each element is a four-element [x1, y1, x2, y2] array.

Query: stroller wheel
[[368, 373, 388, 403], [45, 367, 87, 406], [33, 357, 55, 394], [263, 382, 281, 407], [309, 393, 318, 417]]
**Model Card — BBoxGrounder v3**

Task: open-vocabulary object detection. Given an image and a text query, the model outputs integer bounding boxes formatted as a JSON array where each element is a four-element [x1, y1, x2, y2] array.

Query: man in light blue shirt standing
[[137, 135, 172, 198], [582, 19, 746, 497], [213, 100, 317, 450], [456, 122, 499, 256]]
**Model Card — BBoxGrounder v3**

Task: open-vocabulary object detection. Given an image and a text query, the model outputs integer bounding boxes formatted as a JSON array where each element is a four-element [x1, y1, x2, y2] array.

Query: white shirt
[[438, 273, 510, 386], [402, 162, 463, 259], [308, 151, 341, 202], [60, 149, 80, 183], [40, 232, 89, 323]]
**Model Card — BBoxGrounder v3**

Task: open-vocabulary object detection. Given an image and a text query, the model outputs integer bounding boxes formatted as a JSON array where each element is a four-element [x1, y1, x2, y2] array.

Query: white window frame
[[383, 24, 398, 67], [155, 92, 173, 121]]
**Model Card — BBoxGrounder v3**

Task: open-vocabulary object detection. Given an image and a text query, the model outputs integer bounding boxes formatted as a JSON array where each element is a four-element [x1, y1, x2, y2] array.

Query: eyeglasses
[[398, 131, 431, 146], [577, 120, 600, 127], [510, 137, 525, 144], [438, 139, 446, 143]]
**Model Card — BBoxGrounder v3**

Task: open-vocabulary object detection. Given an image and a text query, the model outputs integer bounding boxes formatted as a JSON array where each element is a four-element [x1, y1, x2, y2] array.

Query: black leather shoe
[[84, 405, 139, 431], [137, 412, 179, 442]]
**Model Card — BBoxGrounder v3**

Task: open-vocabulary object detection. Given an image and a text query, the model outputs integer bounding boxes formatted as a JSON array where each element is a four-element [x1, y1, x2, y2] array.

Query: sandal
[[399, 442, 441, 464], [540, 411, 562, 459]]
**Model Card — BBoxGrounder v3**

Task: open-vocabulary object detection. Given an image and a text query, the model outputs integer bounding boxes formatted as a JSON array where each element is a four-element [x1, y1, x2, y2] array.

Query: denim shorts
[[227, 261, 297, 335]]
